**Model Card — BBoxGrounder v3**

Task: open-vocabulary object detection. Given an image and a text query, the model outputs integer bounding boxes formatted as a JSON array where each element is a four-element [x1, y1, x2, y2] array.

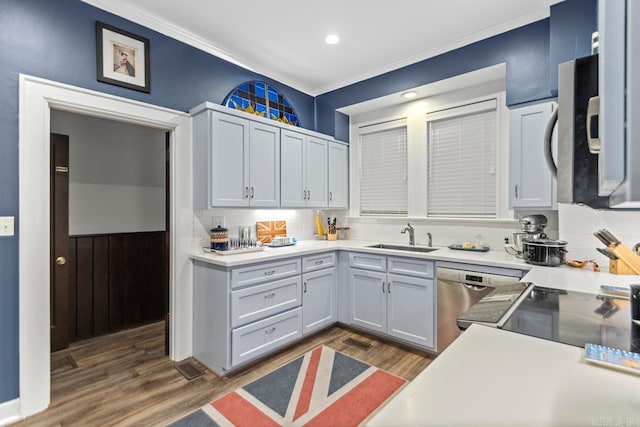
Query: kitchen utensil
[[566, 259, 600, 272], [512, 232, 526, 252], [522, 238, 568, 267], [594, 229, 640, 274], [596, 247, 617, 260]]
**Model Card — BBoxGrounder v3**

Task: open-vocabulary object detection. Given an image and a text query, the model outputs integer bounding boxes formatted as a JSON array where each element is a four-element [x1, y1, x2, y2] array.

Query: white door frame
[[18, 74, 194, 418]]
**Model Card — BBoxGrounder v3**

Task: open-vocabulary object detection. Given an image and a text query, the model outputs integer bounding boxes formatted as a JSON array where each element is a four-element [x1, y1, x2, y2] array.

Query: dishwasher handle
[[463, 283, 489, 291]]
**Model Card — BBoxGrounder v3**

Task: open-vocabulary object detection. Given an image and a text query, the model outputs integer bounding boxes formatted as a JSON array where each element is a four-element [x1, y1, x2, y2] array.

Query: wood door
[[50, 133, 70, 351]]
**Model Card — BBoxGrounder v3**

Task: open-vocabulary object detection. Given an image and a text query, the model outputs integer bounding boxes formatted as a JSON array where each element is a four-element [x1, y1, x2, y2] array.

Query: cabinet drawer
[[388, 257, 434, 278], [231, 258, 301, 289], [302, 252, 336, 273], [232, 308, 302, 366], [348, 252, 386, 271], [231, 276, 302, 328]]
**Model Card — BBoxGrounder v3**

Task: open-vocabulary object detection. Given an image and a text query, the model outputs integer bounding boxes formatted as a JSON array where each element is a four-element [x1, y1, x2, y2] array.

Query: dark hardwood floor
[[14, 322, 434, 426]]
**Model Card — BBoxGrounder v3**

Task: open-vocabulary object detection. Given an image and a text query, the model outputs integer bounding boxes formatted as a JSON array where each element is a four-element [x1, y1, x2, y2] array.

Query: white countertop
[[191, 239, 640, 294], [367, 324, 640, 427], [190, 239, 533, 270]]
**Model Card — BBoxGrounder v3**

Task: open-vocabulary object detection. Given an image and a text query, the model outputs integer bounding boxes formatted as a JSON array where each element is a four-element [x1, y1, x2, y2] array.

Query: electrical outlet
[[212, 216, 225, 227], [0, 216, 15, 236]]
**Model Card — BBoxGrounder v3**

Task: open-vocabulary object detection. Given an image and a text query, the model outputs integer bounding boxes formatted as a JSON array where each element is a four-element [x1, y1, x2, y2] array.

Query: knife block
[[609, 259, 637, 275]]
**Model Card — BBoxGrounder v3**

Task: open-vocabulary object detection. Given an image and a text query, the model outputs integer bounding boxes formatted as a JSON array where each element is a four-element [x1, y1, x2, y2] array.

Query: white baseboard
[[0, 398, 21, 426]]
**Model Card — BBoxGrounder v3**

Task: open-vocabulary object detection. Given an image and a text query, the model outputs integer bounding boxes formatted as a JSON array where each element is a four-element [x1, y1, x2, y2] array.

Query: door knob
[[56, 256, 67, 266]]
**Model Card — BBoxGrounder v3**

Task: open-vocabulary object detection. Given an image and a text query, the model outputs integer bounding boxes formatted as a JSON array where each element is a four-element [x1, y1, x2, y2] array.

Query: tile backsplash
[[194, 208, 348, 248], [559, 203, 640, 271]]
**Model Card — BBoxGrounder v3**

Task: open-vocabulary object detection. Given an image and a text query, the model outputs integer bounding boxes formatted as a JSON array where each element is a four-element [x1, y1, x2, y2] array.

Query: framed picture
[[96, 22, 150, 93]]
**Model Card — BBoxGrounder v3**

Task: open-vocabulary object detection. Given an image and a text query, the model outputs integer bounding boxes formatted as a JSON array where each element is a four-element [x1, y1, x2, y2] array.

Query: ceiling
[[83, 0, 563, 96]]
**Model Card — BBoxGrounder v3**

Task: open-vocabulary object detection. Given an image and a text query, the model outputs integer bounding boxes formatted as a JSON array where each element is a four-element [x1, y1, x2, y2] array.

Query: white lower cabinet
[[232, 308, 302, 366], [193, 250, 436, 374], [386, 273, 435, 348], [302, 267, 337, 335], [348, 254, 436, 350]]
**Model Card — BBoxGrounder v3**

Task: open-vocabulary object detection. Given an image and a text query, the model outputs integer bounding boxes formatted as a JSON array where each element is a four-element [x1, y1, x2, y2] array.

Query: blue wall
[[0, 0, 597, 405], [316, 19, 551, 137], [549, 0, 598, 95], [320, 0, 597, 138], [0, 0, 315, 403]]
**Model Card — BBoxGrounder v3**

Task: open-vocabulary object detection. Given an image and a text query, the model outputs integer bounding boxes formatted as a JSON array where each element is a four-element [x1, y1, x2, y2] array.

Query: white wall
[[559, 203, 640, 271], [50, 110, 166, 235]]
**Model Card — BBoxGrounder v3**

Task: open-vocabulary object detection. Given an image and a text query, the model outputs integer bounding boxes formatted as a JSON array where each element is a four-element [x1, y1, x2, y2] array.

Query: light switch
[[0, 216, 15, 236]]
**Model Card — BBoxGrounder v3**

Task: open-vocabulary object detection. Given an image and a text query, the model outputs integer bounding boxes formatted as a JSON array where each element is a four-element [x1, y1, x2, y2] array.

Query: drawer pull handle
[[265, 327, 276, 334], [314, 260, 323, 265], [264, 292, 276, 299], [264, 270, 276, 276]]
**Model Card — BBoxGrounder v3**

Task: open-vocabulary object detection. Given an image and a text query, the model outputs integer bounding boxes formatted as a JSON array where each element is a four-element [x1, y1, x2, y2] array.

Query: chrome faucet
[[427, 232, 433, 247], [401, 223, 415, 246]]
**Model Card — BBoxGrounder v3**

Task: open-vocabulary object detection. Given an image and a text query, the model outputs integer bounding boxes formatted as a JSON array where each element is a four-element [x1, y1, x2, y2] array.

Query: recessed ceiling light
[[325, 34, 340, 45], [402, 91, 418, 99]]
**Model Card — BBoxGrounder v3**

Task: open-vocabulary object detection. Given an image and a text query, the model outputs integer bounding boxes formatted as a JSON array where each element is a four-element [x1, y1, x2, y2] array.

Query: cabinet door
[[509, 102, 556, 209], [349, 269, 386, 333], [249, 122, 280, 207], [328, 142, 348, 209], [302, 267, 336, 335], [305, 136, 328, 208], [211, 112, 250, 207], [387, 274, 435, 349], [280, 130, 306, 207]]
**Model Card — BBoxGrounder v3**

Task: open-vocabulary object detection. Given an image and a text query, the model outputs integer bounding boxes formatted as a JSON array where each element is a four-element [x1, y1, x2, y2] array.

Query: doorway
[[49, 111, 170, 351], [18, 74, 193, 419]]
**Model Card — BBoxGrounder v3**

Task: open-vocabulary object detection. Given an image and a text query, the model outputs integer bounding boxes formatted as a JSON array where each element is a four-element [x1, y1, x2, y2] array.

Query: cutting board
[[256, 220, 287, 244]]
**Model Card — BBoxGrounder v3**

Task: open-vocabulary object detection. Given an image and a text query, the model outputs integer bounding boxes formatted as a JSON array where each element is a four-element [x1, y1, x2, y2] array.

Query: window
[[427, 99, 497, 217], [359, 123, 408, 215]]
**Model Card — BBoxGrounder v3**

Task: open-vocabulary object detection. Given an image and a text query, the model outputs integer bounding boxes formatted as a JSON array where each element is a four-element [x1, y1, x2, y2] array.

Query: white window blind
[[427, 101, 497, 217], [360, 125, 408, 215]]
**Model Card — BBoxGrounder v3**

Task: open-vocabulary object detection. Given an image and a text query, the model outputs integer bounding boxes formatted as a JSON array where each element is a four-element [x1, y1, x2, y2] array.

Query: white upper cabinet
[[305, 136, 328, 208], [191, 102, 347, 209], [328, 142, 348, 209], [509, 101, 557, 210], [249, 122, 280, 207], [192, 109, 279, 208], [281, 130, 328, 208]]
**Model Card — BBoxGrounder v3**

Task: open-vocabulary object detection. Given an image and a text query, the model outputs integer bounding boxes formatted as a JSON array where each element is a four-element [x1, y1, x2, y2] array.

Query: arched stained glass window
[[223, 81, 300, 127]]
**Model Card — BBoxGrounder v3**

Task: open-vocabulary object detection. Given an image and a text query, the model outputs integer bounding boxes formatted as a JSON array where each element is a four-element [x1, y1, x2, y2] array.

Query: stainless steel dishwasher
[[436, 266, 523, 352]]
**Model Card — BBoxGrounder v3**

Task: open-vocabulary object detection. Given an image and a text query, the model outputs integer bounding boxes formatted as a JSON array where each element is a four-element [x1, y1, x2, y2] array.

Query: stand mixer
[[505, 214, 548, 258]]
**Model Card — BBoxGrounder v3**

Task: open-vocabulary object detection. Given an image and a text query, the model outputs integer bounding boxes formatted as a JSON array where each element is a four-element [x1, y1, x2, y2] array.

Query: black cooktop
[[500, 286, 638, 352]]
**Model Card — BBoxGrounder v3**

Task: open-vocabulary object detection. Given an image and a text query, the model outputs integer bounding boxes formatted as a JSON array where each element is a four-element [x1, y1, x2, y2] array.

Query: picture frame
[[96, 22, 150, 93]]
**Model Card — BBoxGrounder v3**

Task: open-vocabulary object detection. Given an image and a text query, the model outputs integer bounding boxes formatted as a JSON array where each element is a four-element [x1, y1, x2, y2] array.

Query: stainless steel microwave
[[548, 1, 640, 209]]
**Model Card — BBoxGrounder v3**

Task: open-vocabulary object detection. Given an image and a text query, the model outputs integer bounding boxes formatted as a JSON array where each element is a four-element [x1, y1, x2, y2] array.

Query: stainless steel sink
[[366, 244, 438, 253]]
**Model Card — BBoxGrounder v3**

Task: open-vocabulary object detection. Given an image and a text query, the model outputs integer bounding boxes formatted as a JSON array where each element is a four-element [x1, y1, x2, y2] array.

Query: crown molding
[[82, 1, 549, 97]]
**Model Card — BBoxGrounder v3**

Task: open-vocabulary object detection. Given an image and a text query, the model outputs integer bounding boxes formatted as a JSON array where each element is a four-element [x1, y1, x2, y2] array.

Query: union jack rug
[[169, 346, 406, 427]]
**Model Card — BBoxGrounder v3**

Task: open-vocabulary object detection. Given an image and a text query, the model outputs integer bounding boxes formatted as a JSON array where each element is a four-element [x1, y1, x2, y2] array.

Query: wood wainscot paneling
[[68, 231, 168, 342]]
